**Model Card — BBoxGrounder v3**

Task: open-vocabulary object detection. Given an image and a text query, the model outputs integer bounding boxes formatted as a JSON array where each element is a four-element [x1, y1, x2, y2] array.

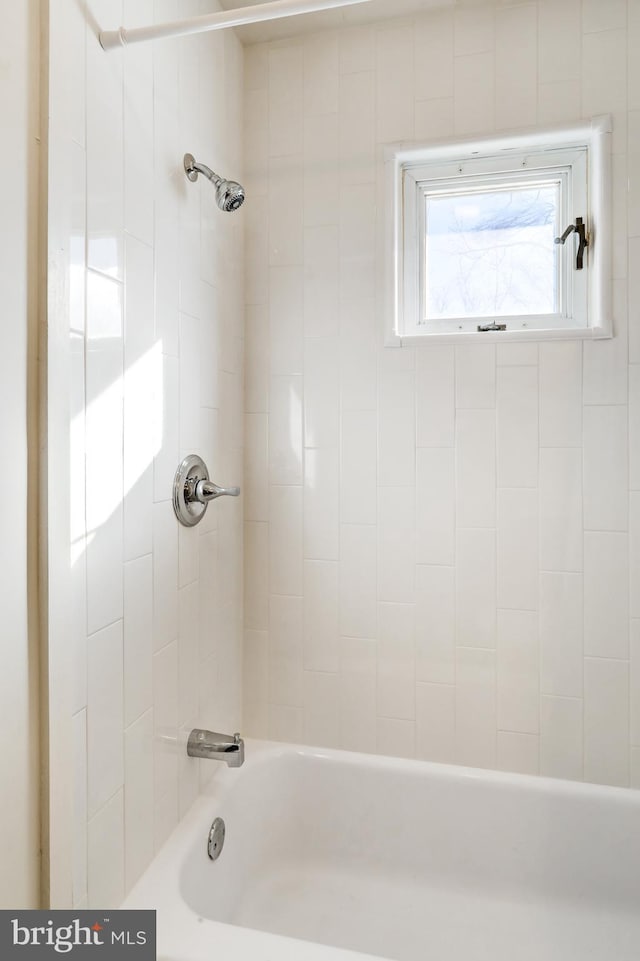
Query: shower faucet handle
[[173, 455, 241, 527], [195, 479, 241, 502]]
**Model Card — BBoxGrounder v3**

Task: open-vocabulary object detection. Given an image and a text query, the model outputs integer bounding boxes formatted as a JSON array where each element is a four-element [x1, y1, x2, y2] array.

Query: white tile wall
[[55, 0, 244, 908], [244, 0, 640, 789]]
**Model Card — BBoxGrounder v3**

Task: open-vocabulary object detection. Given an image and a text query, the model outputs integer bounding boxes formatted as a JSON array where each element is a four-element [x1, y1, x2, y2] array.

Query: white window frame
[[383, 116, 613, 346]]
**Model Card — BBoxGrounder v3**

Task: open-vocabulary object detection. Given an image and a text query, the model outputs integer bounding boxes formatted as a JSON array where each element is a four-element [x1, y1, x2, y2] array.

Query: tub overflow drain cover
[[208, 817, 226, 861]]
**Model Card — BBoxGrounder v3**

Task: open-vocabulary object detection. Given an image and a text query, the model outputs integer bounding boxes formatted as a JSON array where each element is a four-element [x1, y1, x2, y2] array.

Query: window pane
[[424, 183, 559, 321]]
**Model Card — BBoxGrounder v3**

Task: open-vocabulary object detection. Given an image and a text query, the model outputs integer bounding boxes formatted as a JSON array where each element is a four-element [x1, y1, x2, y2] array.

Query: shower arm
[[186, 158, 220, 185], [100, 0, 373, 50]]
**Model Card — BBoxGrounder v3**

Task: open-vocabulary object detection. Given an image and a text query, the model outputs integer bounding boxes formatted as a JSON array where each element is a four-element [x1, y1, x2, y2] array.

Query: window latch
[[477, 322, 507, 332], [554, 216, 588, 270]]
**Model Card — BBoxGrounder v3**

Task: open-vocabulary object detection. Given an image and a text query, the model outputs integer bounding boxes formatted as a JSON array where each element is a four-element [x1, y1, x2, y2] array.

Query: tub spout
[[187, 729, 245, 767]]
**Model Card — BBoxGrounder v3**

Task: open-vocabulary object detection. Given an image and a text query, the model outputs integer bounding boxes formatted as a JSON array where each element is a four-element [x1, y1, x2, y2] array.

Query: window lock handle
[[554, 216, 589, 270]]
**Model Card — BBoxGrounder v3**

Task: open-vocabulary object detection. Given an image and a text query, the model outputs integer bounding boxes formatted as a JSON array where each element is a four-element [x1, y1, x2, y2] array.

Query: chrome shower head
[[184, 153, 245, 212]]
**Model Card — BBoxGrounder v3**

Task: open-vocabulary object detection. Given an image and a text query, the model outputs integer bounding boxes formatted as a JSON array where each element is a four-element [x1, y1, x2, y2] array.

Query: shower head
[[184, 154, 245, 212]]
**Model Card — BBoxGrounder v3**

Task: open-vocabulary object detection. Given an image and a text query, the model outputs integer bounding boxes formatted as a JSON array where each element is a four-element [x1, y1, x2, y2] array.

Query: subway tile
[[497, 490, 538, 612], [584, 532, 629, 659], [631, 620, 640, 746], [87, 791, 125, 909], [244, 413, 269, 523], [455, 345, 495, 409], [538, 0, 580, 83], [339, 184, 376, 301], [339, 25, 374, 74], [537, 80, 581, 126], [341, 410, 377, 526], [456, 528, 496, 649], [495, 5, 537, 129], [268, 704, 304, 743], [245, 305, 269, 412], [124, 709, 154, 892], [414, 11, 453, 101], [456, 410, 496, 529], [269, 156, 304, 266], [416, 448, 455, 566], [87, 621, 124, 819], [304, 338, 340, 450], [377, 603, 416, 721], [629, 365, 640, 490], [340, 525, 377, 639], [269, 266, 304, 375], [123, 556, 153, 729], [632, 242, 640, 364], [539, 448, 583, 573], [244, 522, 269, 631], [243, 630, 269, 737], [376, 24, 414, 143], [153, 354, 179, 504], [540, 695, 583, 781], [414, 98, 454, 142], [416, 683, 456, 763], [631, 4, 640, 112], [377, 718, 416, 761], [496, 343, 538, 367], [582, 28, 627, 117], [304, 226, 340, 339], [268, 44, 303, 157], [497, 366, 538, 488], [304, 114, 340, 227], [178, 582, 199, 728], [304, 561, 340, 674], [198, 531, 218, 664], [340, 637, 377, 753], [497, 610, 539, 735], [378, 490, 416, 604], [152, 503, 179, 652], [632, 494, 640, 620], [454, 4, 494, 56], [72, 711, 87, 908], [270, 485, 303, 596], [497, 732, 539, 777], [303, 672, 341, 749], [269, 595, 304, 708], [583, 406, 628, 532], [269, 375, 303, 486], [540, 572, 584, 699], [153, 641, 178, 805], [339, 70, 375, 186], [340, 297, 377, 412], [304, 34, 339, 117], [416, 565, 455, 685], [583, 318, 628, 407], [86, 29, 124, 280], [416, 347, 455, 447], [539, 342, 582, 447], [304, 448, 340, 561], [584, 657, 630, 788], [378, 366, 416, 487], [454, 52, 495, 136], [455, 647, 497, 770]]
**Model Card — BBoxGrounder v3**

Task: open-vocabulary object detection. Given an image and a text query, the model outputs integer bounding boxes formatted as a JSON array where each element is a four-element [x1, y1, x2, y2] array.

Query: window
[[385, 118, 612, 344]]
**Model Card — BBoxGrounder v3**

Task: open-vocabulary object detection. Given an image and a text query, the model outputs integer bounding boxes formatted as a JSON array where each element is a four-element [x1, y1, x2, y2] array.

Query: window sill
[[385, 324, 613, 348]]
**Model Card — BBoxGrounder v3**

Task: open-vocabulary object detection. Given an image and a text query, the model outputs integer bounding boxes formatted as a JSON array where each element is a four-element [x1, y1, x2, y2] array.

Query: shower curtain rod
[[99, 0, 373, 50]]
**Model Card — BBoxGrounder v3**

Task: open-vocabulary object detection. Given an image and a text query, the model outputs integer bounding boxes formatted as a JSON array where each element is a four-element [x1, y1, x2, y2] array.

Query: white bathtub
[[124, 740, 640, 961]]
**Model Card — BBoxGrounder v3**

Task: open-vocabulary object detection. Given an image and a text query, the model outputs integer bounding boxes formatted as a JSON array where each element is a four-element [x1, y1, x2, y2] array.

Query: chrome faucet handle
[[173, 455, 241, 527], [195, 479, 241, 502]]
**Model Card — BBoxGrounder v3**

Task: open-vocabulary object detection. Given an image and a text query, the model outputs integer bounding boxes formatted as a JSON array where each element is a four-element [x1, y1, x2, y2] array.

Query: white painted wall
[[48, 0, 244, 907], [243, 0, 640, 788], [0, 0, 41, 909]]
